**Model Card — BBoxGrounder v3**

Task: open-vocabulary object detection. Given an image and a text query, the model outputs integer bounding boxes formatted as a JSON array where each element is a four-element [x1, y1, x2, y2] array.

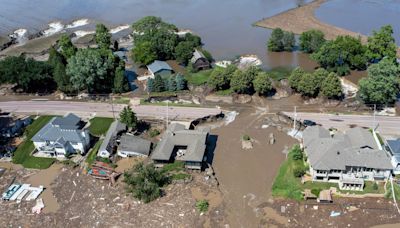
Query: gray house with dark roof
[[147, 60, 173, 78], [117, 134, 151, 158], [32, 113, 90, 158], [151, 123, 209, 170], [98, 120, 126, 158], [302, 126, 392, 191]]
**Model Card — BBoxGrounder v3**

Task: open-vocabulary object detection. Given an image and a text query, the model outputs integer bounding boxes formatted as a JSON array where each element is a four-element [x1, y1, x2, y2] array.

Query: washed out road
[[0, 101, 221, 120], [283, 112, 400, 136]]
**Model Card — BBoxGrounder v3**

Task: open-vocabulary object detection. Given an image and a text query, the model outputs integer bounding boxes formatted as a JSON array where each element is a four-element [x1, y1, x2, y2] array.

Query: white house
[[31, 113, 90, 158]]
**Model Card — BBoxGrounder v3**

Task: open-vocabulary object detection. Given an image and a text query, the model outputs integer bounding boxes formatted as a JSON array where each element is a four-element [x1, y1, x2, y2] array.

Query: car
[[303, 120, 316, 126]]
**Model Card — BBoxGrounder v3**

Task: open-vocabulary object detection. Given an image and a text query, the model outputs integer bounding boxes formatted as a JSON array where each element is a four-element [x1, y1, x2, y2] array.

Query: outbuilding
[[117, 134, 151, 157], [147, 60, 173, 78]]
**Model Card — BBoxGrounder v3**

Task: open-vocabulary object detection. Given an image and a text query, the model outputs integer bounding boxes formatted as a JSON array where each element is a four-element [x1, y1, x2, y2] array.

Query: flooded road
[[315, 0, 400, 45]]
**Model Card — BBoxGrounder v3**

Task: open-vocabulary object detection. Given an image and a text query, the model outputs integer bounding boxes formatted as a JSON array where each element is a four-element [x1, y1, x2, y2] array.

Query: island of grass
[[89, 117, 114, 137], [272, 145, 386, 201], [12, 116, 56, 169]]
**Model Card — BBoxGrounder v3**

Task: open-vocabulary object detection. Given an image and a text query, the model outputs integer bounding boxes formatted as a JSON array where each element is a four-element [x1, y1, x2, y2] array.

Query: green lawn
[[86, 139, 103, 166], [89, 117, 114, 136], [267, 67, 293, 81], [12, 116, 56, 169], [186, 69, 213, 86]]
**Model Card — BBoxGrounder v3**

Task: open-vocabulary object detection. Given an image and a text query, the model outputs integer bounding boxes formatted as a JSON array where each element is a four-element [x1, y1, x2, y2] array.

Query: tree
[[147, 78, 154, 92], [119, 106, 138, 130], [282, 31, 295, 52], [291, 145, 303, 160], [113, 40, 119, 51], [366, 25, 397, 63], [95, 24, 112, 50], [182, 33, 202, 47], [311, 35, 367, 75], [167, 75, 177, 91], [54, 61, 72, 93], [66, 48, 114, 93], [359, 58, 400, 105], [288, 67, 305, 91], [175, 73, 187, 91], [299, 29, 326, 53], [313, 68, 329, 89], [208, 67, 228, 90], [113, 62, 129, 94], [124, 162, 169, 203], [253, 72, 273, 95], [174, 41, 194, 65], [267, 28, 285, 52], [230, 67, 258, 94], [321, 72, 343, 98], [132, 41, 158, 65], [59, 34, 77, 59], [153, 75, 165, 92], [298, 73, 319, 97]]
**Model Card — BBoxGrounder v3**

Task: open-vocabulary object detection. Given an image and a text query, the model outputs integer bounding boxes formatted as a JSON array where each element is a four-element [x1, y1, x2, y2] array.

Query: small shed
[[317, 190, 333, 203], [117, 134, 151, 157], [303, 189, 317, 200], [190, 49, 210, 71], [147, 60, 173, 78]]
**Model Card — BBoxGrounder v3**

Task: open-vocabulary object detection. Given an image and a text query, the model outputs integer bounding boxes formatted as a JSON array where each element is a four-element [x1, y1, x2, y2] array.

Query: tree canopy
[[95, 23, 112, 50], [320, 72, 343, 98], [208, 65, 237, 91], [267, 28, 296, 52], [299, 29, 326, 53], [119, 106, 138, 130], [253, 72, 273, 95], [366, 25, 397, 63], [230, 66, 260, 94], [58, 34, 77, 59]]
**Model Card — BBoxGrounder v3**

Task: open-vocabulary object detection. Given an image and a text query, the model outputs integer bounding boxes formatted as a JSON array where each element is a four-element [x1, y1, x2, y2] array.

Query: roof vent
[[337, 151, 340, 155]]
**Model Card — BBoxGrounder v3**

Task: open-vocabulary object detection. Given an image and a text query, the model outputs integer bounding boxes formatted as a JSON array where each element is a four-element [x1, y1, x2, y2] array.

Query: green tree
[[208, 67, 228, 90], [174, 41, 194, 65], [282, 31, 295, 52], [167, 75, 177, 91], [95, 23, 112, 50], [147, 78, 154, 92], [113, 62, 129, 94], [311, 35, 367, 75], [267, 28, 285, 52], [253, 72, 273, 95], [182, 33, 202, 47], [359, 58, 400, 105], [288, 67, 305, 91], [230, 67, 258, 94], [321, 72, 343, 98], [298, 73, 319, 97], [313, 68, 329, 89], [59, 34, 77, 59], [119, 105, 138, 130], [299, 29, 326, 53], [132, 41, 158, 65], [66, 48, 114, 93], [54, 61, 72, 93], [175, 73, 187, 91], [124, 162, 169, 203], [153, 75, 165, 92], [366, 25, 397, 62]]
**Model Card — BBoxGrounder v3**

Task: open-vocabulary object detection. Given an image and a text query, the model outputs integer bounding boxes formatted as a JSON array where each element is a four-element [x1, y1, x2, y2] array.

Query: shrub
[[149, 129, 160, 137], [293, 167, 306, 178], [196, 200, 209, 213], [291, 145, 303, 161], [311, 188, 322, 196], [372, 182, 379, 191], [242, 134, 251, 141]]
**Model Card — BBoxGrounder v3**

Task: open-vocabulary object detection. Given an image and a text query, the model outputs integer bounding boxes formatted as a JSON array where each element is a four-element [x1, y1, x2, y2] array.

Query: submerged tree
[[299, 29, 326, 53]]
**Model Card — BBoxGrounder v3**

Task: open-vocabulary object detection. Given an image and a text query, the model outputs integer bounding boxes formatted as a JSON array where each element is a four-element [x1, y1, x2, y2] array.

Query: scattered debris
[[330, 211, 341, 217], [31, 198, 44, 214]]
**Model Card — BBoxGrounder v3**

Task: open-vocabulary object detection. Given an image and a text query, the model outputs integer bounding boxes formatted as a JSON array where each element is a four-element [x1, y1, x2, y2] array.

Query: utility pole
[[293, 106, 297, 131], [166, 100, 169, 128], [373, 104, 376, 131], [111, 95, 115, 119]]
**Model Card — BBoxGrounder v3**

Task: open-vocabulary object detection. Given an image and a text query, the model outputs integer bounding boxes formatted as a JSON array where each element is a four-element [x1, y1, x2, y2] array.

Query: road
[[283, 112, 400, 136], [0, 101, 221, 121]]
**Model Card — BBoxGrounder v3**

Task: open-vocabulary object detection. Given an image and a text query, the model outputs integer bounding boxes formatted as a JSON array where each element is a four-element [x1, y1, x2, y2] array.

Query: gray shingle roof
[[190, 49, 206, 63], [31, 114, 87, 143], [387, 139, 400, 155], [151, 123, 209, 162], [303, 126, 392, 170], [147, 60, 172, 74], [118, 134, 151, 156], [99, 120, 126, 154]]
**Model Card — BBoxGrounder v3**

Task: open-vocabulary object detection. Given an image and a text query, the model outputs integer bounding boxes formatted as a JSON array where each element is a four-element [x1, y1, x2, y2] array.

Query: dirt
[[211, 106, 297, 227], [115, 157, 144, 173]]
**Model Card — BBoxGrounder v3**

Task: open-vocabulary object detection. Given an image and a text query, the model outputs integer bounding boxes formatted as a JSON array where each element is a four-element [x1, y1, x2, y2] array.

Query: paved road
[[0, 101, 221, 121], [283, 112, 400, 137]]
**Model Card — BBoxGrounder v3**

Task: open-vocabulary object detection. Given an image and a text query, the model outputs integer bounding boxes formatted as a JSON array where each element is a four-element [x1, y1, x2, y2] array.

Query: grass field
[[89, 117, 114, 136], [186, 69, 213, 86], [86, 139, 103, 166], [267, 67, 293, 81], [12, 116, 56, 169]]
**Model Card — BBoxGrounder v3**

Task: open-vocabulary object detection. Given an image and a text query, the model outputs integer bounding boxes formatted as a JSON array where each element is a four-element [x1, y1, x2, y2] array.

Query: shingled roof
[[303, 126, 392, 171], [147, 60, 172, 74]]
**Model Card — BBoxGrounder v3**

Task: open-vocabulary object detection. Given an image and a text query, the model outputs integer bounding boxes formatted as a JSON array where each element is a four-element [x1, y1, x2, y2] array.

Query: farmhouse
[[190, 49, 210, 71], [151, 123, 209, 170], [302, 126, 392, 191], [147, 60, 173, 78], [31, 113, 90, 158]]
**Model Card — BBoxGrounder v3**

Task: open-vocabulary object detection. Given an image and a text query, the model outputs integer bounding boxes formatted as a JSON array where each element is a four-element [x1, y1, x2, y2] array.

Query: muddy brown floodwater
[[211, 107, 297, 227]]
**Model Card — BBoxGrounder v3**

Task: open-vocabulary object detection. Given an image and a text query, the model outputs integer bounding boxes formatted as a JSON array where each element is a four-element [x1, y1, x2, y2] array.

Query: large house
[[190, 49, 210, 71], [386, 139, 400, 174], [151, 123, 209, 170], [98, 120, 126, 158], [146, 60, 173, 78], [302, 126, 392, 191], [32, 113, 90, 158]]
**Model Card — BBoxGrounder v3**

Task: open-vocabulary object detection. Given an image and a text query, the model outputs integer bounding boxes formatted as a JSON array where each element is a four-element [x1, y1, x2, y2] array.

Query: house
[[31, 113, 90, 158], [117, 134, 151, 157], [385, 139, 400, 174], [147, 60, 173, 78], [190, 49, 210, 71], [98, 120, 126, 158], [151, 123, 209, 170], [302, 126, 392, 191]]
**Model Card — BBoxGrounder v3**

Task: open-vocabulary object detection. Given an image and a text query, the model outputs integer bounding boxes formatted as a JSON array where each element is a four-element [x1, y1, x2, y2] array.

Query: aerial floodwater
[[0, 0, 312, 68], [315, 0, 400, 45]]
